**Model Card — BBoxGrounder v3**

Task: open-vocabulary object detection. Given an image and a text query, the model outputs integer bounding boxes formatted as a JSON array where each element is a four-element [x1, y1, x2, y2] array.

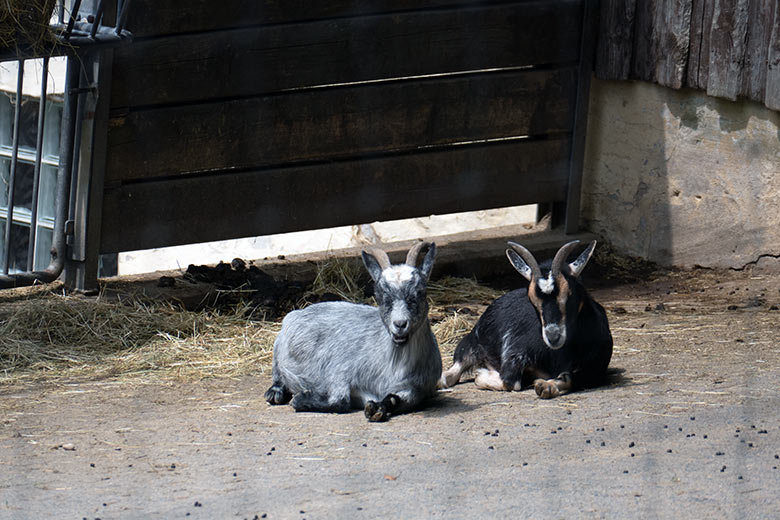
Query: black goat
[[440, 240, 612, 398]]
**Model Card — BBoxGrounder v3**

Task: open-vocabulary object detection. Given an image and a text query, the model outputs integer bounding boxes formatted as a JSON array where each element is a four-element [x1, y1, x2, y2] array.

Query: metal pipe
[[27, 57, 50, 271], [68, 66, 87, 226], [89, 0, 106, 39], [116, 0, 133, 34], [2, 61, 24, 275], [0, 58, 79, 287], [64, 0, 83, 40]]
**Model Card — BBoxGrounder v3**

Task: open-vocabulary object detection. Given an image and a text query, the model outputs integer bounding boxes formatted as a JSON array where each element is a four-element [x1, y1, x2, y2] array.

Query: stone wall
[[581, 78, 780, 270]]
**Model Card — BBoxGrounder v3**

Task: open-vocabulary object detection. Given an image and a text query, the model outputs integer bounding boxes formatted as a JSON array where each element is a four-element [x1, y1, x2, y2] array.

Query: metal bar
[[58, 0, 65, 24], [53, 59, 83, 267], [2, 61, 24, 275], [68, 70, 87, 227], [0, 25, 132, 61], [64, 0, 83, 40], [0, 58, 79, 288], [65, 29, 131, 47], [564, 0, 600, 234], [116, 0, 133, 34], [27, 57, 50, 271], [90, 0, 107, 39], [64, 48, 114, 292]]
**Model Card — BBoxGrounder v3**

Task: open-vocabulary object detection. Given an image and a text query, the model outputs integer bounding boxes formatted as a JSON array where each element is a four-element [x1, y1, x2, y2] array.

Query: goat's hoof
[[534, 379, 560, 399], [364, 401, 389, 422], [384, 394, 400, 410], [264, 384, 291, 405]]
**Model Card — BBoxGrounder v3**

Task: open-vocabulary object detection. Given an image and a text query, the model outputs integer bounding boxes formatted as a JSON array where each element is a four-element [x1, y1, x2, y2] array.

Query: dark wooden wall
[[100, 0, 594, 254], [596, 0, 780, 110]]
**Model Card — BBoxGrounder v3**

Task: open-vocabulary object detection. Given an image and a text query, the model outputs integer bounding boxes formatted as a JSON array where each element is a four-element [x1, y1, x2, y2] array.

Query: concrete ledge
[[102, 224, 597, 309], [250, 225, 597, 282]]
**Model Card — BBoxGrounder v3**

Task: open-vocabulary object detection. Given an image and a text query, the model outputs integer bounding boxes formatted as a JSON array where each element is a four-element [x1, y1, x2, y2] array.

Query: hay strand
[[0, 262, 498, 386], [0, 0, 57, 54], [0, 291, 278, 385]]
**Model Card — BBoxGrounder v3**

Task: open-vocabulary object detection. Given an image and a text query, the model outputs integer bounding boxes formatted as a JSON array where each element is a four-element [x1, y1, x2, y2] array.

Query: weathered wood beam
[[595, 0, 637, 80], [686, 0, 715, 89], [112, 1, 582, 109], [632, 0, 693, 89], [106, 68, 578, 182], [764, 0, 780, 110], [100, 139, 572, 253], [739, 0, 776, 102], [706, 0, 750, 100], [124, 0, 544, 38]]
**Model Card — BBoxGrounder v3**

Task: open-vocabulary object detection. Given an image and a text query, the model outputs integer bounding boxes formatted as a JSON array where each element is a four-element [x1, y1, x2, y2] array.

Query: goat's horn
[[551, 240, 581, 277], [507, 241, 542, 280], [364, 247, 392, 270], [405, 241, 427, 267]]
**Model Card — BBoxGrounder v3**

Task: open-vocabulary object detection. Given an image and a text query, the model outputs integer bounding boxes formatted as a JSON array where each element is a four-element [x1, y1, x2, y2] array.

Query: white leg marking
[[439, 362, 463, 388], [474, 368, 506, 391]]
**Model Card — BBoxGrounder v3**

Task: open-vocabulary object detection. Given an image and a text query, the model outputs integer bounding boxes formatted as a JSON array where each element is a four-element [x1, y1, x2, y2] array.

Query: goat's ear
[[362, 250, 384, 282], [506, 247, 534, 282], [567, 240, 597, 278], [419, 242, 436, 282]]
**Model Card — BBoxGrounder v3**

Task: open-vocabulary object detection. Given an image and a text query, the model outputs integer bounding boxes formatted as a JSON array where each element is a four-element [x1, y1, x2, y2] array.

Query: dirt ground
[[2, 266, 780, 519]]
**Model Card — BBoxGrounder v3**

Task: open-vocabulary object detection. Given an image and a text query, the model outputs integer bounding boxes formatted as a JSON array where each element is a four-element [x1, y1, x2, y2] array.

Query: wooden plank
[[766, 0, 780, 109], [741, 0, 778, 103], [632, 0, 693, 89], [565, 0, 599, 233], [111, 1, 583, 108], [106, 68, 578, 182], [655, 0, 693, 89], [124, 0, 560, 38], [631, 0, 656, 81], [595, 0, 637, 81], [100, 139, 571, 253], [706, 0, 750, 100], [686, 0, 715, 89]]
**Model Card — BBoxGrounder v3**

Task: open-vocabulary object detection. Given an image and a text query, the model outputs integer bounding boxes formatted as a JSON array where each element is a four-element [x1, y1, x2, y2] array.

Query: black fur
[[264, 383, 292, 405], [291, 391, 351, 413], [447, 249, 613, 395]]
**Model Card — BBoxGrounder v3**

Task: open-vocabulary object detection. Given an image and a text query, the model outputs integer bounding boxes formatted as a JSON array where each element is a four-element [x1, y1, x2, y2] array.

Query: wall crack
[[730, 253, 780, 271]]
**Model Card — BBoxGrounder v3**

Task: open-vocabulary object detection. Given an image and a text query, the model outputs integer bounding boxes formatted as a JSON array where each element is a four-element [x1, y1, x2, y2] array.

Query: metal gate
[[3, 0, 598, 292], [0, 0, 132, 290]]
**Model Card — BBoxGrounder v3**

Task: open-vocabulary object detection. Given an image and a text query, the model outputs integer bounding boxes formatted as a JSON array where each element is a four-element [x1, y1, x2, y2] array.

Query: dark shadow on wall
[[579, 77, 673, 267]]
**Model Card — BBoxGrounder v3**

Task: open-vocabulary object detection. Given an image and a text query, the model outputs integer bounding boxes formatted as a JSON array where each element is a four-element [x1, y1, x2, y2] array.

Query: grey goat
[[265, 242, 441, 421]]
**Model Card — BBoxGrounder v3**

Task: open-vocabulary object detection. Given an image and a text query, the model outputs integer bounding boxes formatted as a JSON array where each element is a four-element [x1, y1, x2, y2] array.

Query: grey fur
[[265, 242, 441, 421]]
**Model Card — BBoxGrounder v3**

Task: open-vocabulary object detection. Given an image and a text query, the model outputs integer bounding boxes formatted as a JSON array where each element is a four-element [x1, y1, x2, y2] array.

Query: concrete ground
[[2, 266, 779, 519]]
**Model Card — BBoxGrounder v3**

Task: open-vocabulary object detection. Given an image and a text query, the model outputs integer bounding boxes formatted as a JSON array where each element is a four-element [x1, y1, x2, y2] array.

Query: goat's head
[[505, 240, 596, 350], [362, 242, 436, 346]]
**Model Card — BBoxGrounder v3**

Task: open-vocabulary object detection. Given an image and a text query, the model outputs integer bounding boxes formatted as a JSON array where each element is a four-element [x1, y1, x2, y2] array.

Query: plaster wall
[[581, 78, 780, 270]]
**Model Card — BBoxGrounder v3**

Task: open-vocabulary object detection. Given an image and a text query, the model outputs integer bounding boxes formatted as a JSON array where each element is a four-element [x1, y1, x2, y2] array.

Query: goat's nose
[[393, 319, 408, 330], [544, 324, 562, 345]]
